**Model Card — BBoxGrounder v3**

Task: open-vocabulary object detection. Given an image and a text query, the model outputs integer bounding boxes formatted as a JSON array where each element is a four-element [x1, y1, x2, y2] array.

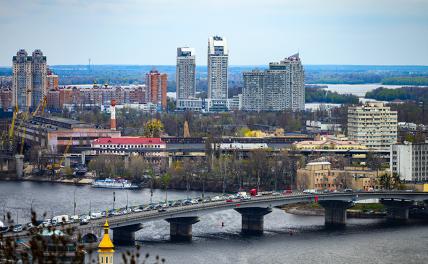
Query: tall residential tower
[[176, 47, 202, 111], [207, 36, 229, 111], [242, 53, 305, 112], [12, 49, 47, 110]]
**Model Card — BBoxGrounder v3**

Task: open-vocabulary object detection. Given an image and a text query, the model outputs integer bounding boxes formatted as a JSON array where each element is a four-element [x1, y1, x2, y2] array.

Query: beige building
[[348, 102, 397, 149], [292, 135, 367, 150], [296, 161, 385, 191]]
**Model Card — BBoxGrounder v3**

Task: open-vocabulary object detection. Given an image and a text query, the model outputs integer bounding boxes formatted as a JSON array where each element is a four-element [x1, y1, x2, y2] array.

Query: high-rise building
[[12, 49, 32, 110], [207, 36, 229, 111], [391, 142, 428, 183], [12, 49, 47, 110], [31, 50, 47, 108], [145, 69, 168, 111], [348, 102, 398, 149], [242, 54, 305, 112], [176, 47, 202, 111], [176, 47, 196, 100]]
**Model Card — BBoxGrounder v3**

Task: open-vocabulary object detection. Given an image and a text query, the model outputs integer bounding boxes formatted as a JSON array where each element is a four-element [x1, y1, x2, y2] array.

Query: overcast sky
[[1, 0, 428, 66]]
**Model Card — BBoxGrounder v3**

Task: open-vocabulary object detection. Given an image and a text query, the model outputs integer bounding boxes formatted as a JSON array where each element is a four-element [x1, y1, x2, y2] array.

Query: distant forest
[[305, 87, 359, 104], [365, 86, 428, 102], [1, 64, 428, 87]]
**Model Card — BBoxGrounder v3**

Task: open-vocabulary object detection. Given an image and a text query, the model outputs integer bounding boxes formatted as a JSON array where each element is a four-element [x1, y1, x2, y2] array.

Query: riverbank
[[0, 175, 93, 185], [282, 203, 387, 219]]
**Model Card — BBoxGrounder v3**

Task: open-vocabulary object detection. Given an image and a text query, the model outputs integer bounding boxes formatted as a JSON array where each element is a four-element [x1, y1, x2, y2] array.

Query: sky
[[1, 0, 428, 66]]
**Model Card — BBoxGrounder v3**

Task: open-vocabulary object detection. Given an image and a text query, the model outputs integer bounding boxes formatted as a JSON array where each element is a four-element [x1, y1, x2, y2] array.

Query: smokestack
[[110, 99, 116, 130]]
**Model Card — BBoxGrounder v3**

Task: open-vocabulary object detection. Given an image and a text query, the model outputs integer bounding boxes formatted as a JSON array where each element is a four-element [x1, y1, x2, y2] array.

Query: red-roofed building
[[92, 137, 166, 157]]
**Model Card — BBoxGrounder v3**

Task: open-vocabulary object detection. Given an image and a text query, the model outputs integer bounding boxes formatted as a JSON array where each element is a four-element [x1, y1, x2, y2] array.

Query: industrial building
[[14, 116, 121, 153], [92, 137, 166, 157]]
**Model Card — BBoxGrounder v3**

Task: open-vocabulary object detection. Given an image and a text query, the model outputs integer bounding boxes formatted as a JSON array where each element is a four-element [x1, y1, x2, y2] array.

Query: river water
[[1, 182, 428, 264], [317, 83, 404, 97]]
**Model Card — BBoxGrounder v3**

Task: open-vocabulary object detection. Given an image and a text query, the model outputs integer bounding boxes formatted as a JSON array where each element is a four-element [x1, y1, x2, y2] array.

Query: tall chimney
[[110, 99, 116, 130]]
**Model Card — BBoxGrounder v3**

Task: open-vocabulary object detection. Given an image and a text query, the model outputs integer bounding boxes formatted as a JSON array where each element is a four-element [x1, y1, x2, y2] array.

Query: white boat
[[91, 178, 139, 189]]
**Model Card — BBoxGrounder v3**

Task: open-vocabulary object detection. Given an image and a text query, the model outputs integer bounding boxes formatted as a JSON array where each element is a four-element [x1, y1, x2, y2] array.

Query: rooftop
[[307, 161, 331, 166], [94, 137, 164, 145]]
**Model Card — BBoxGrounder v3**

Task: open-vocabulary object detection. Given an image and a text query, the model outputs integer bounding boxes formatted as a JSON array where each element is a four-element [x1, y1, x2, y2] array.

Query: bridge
[[76, 191, 428, 245]]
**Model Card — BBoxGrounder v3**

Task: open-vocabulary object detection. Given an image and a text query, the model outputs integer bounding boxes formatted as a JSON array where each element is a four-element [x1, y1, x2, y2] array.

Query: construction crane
[[47, 136, 72, 177], [18, 96, 47, 155], [31, 96, 47, 118], [8, 105, 19, 151]]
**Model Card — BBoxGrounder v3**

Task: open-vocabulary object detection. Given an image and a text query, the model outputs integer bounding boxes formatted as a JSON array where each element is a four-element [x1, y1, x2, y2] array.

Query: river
[[1, 182, 428, 264], [316, 83, 404, 97]]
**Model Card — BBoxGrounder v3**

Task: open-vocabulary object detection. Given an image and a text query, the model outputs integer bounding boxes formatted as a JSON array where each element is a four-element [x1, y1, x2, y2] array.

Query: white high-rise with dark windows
[[207, 36, 229, 111], [242, 53, 305, 112], [176, 47, 202, 111], [12, 49, 47, 110]]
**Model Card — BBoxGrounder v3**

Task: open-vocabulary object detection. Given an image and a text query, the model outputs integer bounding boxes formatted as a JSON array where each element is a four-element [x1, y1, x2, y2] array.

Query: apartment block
[[242, 54, 305, 112], [296, 161, 384, 191], [391, 142, 428, 182], [348, 102, 397, 149], [146, 70, 168, 111]]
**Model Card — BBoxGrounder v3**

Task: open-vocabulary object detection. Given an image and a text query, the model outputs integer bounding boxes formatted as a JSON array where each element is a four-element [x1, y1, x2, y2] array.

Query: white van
[[303, 189, 317, 194], [52, 215, 70, 225], [91, 212, 102, 219]]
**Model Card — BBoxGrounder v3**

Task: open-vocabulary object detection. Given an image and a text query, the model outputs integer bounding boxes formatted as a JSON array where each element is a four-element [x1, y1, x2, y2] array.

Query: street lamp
[[73, 189, 77, 216], [126, 190, 129, 211], [113, 192, 116, 211], [89, 200, 92, 216], [150, 178, 154, 204]]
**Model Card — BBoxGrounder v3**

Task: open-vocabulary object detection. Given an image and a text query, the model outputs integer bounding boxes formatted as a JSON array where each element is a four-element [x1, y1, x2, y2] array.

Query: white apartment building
[[347, 102, 397, 149], [391, 142, 428, 182]]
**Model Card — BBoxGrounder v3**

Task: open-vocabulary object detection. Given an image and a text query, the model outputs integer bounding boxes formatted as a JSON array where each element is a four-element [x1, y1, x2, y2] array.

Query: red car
[[283, 189, 293, 195], [226, 199, 234, 203]]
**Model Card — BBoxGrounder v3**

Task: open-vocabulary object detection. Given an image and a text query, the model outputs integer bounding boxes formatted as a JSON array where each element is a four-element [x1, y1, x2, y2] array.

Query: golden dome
[[98, 220, 115, 252]]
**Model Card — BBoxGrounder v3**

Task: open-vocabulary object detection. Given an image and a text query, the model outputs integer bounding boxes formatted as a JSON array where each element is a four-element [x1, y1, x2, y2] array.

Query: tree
[[378, 172, 401, 190], [161, 172, 171, 203], [366, 152, 384, 177], [143, 119, 164, 137], [128, 156, 150, 181]]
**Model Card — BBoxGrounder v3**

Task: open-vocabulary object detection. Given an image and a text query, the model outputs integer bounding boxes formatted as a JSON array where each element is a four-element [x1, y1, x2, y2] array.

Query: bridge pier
[[15, 154, 24, 178], [235, 207, 272, 235], [319, 201, 353, 226], [165, 217, 200, 241], [112, 224, 142, 246], [381, 199, 414, 221]]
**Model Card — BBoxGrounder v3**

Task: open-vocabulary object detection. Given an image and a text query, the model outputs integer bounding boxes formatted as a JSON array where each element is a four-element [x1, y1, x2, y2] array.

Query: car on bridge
[[283, 189, 293, 195], [80, 217, 90, 225], [143, 205, 155, 211], [13, 224, 23, 233], [132, 207, 143, 213]]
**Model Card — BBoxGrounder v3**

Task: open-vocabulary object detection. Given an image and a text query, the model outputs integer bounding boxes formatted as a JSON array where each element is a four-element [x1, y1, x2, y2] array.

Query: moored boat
[[91, 178, 139, 189]]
